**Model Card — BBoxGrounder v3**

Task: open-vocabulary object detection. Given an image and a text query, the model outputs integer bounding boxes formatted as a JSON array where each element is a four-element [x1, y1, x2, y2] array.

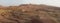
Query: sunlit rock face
[[0, 4, 59, 23], [0, 9, 41, 23]]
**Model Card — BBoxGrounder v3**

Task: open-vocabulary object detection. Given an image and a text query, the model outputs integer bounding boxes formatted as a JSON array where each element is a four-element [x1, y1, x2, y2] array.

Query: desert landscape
[[0, 4, 60, 23]]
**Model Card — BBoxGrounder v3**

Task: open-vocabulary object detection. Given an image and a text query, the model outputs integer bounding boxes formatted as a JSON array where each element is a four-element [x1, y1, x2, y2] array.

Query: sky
[[0, 0, 60, 7]]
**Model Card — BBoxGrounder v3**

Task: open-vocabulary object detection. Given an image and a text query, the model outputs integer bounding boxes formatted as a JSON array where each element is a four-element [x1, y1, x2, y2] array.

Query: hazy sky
[[0, 0, 60, 7]]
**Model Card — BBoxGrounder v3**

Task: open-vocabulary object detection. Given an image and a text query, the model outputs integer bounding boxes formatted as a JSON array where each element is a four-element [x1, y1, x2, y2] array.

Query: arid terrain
[[0, 4, 60, 23]]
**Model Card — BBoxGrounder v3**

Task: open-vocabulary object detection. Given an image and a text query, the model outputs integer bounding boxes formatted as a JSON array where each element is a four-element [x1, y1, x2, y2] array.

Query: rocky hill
[[0, 4, 60, 23]]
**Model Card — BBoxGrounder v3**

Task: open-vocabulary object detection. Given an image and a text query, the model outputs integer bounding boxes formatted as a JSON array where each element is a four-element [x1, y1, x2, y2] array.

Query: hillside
[[0, 4, 60, 23]]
